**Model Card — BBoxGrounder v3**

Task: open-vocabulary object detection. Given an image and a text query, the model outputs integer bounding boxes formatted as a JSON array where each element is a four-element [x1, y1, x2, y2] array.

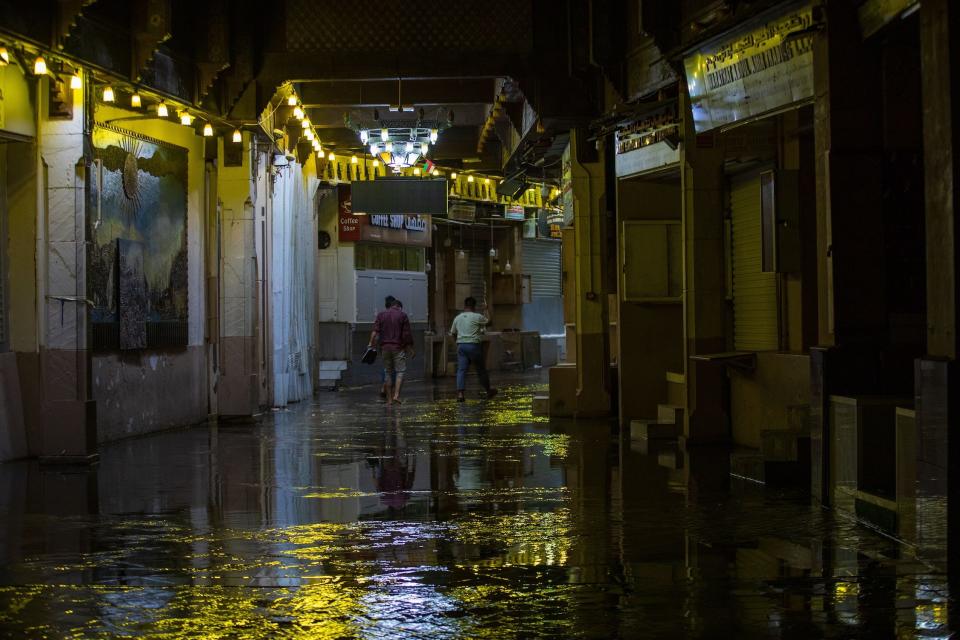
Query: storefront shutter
[[731, 173, 779, 351], [522, 238, 562, 298]]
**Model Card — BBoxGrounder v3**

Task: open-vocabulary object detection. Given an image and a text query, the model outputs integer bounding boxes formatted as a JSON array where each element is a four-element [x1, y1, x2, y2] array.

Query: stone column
[[679, 89, 727, 444], [37, 75, 96, 461], [569, 129, 610, 417], [216, 134, 260, 416], [915, 0, 960, 573], [809, 0, 886, 503]]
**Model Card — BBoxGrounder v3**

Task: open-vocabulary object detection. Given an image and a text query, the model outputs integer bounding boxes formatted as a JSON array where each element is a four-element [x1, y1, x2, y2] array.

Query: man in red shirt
[[369, 296, 414, 405]]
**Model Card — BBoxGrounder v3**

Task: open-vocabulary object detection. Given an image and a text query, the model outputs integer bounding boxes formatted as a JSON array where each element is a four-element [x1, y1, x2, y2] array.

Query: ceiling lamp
[[451, 172, 457, 179], [287, 93, 298, 106], [304, 128, 314, 141], [130, 92, 141, 108], [157, 101, 169, 118], [70, 70, 81, 90], [293, 106, 304, 120], [0, 48, 9, 65], [302, 118, 311, 129], [102, 86, 115, 102], [180, 111, 193, 126], [467, 175, 474, 183], [203, 122, 213, 137], [233, 129, 242, 143], [33, 56, 46, 75], [349, 105, 452, 173]]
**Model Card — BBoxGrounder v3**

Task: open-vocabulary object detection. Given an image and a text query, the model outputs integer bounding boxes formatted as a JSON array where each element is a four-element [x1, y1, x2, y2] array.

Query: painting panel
[[117, 238, 147, 350], [87, 125, 188, 349]]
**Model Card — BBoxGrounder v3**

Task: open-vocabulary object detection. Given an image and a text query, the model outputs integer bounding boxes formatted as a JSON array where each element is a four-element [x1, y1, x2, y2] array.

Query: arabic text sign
[[684, 4, 814, 133]]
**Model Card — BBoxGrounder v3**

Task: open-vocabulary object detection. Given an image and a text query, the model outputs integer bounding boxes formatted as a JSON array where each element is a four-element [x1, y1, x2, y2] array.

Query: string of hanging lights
[[0, 38, 252, 145]]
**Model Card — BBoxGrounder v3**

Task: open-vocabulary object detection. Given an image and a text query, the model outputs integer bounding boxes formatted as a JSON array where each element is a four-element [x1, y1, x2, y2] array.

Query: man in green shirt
[[449, 296, 498, 402]]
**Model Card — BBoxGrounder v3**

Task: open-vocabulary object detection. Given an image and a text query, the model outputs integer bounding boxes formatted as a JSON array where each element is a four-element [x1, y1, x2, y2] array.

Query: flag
[[423, 158, 435, 173]]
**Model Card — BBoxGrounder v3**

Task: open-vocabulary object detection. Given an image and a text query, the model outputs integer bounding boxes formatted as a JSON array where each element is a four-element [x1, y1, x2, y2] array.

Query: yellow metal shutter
[[731, 174, 778, 351]]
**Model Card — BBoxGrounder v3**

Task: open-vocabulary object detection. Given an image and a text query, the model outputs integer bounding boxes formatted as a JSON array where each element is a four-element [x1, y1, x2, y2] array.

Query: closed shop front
[[730, 173, 779, 351], [522, 238, 561, 299], [521, 238, 564, 336]]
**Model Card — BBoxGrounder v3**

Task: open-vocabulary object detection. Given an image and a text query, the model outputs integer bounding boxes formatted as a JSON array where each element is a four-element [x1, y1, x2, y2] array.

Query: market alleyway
[[0, 373, 950, 638]]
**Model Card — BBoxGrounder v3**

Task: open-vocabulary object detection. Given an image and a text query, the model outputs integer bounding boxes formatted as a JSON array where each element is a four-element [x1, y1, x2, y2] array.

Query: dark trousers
[[456, 343, 490, 392]]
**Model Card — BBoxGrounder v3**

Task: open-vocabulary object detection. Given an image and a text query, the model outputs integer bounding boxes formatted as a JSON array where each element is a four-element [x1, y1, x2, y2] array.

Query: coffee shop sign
[[369, 214, 428, 232]]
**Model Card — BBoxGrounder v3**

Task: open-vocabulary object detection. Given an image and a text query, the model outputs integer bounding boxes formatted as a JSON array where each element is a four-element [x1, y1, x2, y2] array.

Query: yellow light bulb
[[130, 92, 141, 107], [431, 169, 439, 176], [203, 122, 213, 137], [33, 56, 46, 75], [0, 48, 9, 65], [70, 71, 81, 90], [287, 93, 297, 106], [180, 111, 193, 126], [414, 167, 421, 176], [293, 106, 304, 120], [373, 159, 380, 167], [304, 129, 314, 140], [302, 118, 310, 129], [328, 152, 335, 162], [484, 178, 490, 185], [351, 155, 358, 164], [232, 129, 242, 143], [467, 175, 474, 183], [451, 172, 458, 179], [102, 86, 115, 102], [157, 102, 169, 118]]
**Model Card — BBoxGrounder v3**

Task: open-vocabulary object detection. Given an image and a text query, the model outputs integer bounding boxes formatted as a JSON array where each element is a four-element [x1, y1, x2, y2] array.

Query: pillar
[[37, 75, 96, 461], [215, 134, 260, 416], [570, 129, 611, 417], [809, 0, 887, 503], [916, 0, 960, 573], [679, 89, 727, 443]]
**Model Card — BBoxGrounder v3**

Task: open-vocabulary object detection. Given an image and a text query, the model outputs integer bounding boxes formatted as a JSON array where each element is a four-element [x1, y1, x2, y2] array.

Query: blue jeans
[[456, 343, 490, 392]]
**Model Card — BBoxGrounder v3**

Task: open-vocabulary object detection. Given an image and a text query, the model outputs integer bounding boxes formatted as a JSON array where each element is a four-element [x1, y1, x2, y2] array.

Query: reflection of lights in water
[[833, 581, 860, 626]]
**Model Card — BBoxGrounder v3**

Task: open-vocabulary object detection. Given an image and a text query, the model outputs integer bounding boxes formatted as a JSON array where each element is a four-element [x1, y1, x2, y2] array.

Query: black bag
[[361, 346, 378, 364]]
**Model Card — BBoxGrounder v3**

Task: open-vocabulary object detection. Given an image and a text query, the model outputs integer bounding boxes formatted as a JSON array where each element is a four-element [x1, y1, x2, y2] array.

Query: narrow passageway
[[0, 373, 946, 638]]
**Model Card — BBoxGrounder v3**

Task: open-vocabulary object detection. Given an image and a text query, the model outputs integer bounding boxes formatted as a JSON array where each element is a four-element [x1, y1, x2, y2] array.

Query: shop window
[[355, 244, 368, 270], [382, 246, 404, 270], [405, 247, 425, 272], [355, 244, 426, 272], [620, 220, 682, 302]]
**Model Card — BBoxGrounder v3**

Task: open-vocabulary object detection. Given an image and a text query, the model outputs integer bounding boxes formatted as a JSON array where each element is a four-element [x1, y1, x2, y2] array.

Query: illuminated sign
[[683, 3, 814, 132]]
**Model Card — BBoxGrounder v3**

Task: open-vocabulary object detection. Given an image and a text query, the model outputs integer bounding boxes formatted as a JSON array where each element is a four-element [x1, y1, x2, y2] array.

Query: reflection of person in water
[[368, 414, 416, 511]]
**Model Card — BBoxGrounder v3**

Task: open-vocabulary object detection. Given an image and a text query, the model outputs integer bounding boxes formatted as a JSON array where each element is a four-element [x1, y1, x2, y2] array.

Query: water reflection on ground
[[0, 374, 953, 638]]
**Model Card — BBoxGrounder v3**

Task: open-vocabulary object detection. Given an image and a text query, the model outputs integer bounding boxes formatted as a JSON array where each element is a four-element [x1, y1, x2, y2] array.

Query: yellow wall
[[4, 142, 37, 351], [0, 65, 36, 139]]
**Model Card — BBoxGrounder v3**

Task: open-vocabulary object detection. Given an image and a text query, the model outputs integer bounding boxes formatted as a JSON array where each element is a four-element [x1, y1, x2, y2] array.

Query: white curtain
[[271, 161, 317, 406]]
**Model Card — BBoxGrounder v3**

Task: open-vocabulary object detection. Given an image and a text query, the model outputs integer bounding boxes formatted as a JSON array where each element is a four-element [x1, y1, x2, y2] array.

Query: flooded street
[[0, 374, 952, 638]]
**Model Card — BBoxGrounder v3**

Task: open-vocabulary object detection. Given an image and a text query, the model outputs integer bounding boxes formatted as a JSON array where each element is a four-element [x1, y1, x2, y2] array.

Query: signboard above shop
[[337, 184, 432, 246], [683, 3, 815, 133], [505, 205, 526, 221], [351, 177, 448, 215]]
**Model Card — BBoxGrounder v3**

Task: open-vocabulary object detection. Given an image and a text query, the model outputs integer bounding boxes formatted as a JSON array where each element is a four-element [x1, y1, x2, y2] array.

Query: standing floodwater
[[0, 373, 950, 638]]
